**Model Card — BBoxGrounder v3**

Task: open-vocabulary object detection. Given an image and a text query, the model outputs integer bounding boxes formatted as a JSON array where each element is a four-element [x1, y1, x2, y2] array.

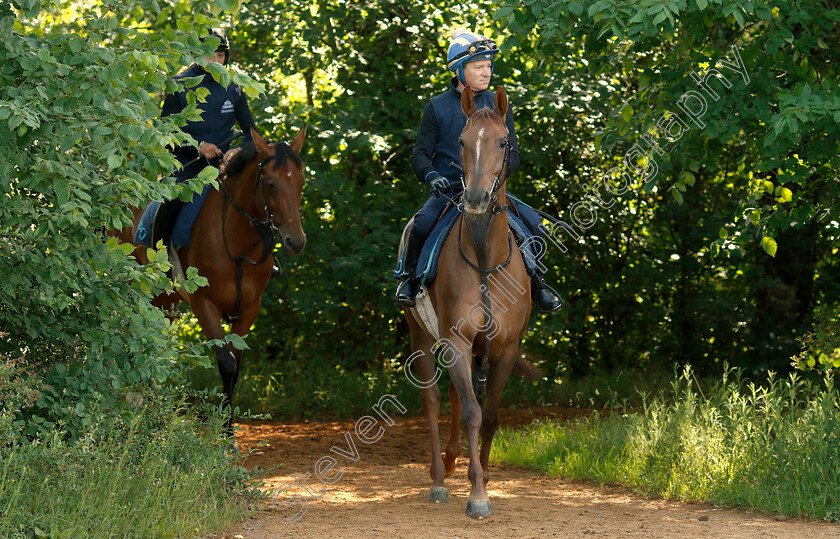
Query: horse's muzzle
[[282, 234, 306, 255], [463, 188, 491, 215]]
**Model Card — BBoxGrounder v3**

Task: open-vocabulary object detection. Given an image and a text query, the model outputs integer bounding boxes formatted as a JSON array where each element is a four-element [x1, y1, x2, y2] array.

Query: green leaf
[[216, 0, 237, 10], [761, 237, 778, 257], [777, 187, 793, 203], [670, 189, 684, 204], [653, 11, 668, 25], [718, 228, 728, 239], [225, 333, 249, 350], [681, 172, 696, 187], [621, 105, 633, 122], [494, 6, 514, 20]]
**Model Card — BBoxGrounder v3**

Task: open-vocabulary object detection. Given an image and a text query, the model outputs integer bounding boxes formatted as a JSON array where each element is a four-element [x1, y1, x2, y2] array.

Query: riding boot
[[154, 198, 184, 247], [531, 274, 563, 313], [395, 233, 423, 307]]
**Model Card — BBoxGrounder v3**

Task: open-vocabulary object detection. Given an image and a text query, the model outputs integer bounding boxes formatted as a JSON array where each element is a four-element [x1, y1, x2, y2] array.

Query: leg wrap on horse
[[215, 345, 237, 378]]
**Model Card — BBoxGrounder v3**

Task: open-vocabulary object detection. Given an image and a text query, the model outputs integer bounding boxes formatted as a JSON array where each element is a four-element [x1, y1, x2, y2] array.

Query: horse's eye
[[499, 140, 506, 148]]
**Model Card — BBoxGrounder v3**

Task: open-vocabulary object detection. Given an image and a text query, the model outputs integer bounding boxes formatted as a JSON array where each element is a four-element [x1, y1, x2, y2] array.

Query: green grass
[[491, 366, 840, 521], [0, 401, 256, 538]]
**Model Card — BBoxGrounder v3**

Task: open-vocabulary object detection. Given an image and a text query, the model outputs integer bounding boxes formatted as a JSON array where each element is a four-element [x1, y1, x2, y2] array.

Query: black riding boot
[[395, 233, 423, 307], [154, 198, 184, 247], [531, 274, 563, 313]]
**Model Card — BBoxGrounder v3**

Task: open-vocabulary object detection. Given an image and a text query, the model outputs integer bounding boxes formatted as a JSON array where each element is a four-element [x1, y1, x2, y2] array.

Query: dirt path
[[215, 407, 838, 538]]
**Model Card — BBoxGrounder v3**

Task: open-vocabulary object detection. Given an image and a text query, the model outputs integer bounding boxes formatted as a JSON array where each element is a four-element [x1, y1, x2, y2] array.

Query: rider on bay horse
[[396, 29, 563, 313], [156, 28, 256, 246]]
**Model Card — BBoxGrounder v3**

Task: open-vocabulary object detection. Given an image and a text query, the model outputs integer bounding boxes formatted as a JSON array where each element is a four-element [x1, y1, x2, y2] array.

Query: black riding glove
[[428, 174, 451, 196]]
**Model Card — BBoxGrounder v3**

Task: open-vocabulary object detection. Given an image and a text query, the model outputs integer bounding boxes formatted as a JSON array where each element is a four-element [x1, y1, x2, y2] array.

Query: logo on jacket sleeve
[[221, 99, 234, 114]]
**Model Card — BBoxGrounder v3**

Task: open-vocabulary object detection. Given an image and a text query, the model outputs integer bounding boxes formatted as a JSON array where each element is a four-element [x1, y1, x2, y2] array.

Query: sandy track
[[213, 407, 838, 538]]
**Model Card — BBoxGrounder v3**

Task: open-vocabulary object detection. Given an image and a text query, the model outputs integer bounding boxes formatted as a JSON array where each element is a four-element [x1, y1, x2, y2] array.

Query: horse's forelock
[[464, 107, 504, 133], [273, 141, 302, 170]]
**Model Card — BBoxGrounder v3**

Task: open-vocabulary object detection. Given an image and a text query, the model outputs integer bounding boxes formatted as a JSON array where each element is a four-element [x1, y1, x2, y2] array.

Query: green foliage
[[0, 397, 256, 538], [0, 0, 268, 440], [492, 366, 840, 520], [490, 0, 840, 374]]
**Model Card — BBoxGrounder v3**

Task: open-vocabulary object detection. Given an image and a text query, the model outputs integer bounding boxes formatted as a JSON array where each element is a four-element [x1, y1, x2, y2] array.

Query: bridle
[[219, 153, 281, 320], [455, 113, 513, 273], [454, 111, 515, 397], [457, 117, 511, 216]]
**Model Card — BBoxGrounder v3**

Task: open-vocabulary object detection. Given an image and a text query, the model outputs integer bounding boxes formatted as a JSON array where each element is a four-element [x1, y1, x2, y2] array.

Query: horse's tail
[[512, 352, 542, 381]]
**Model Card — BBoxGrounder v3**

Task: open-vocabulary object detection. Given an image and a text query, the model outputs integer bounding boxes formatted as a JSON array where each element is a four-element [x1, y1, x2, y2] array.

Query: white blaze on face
[[476, 126, 485, 164]]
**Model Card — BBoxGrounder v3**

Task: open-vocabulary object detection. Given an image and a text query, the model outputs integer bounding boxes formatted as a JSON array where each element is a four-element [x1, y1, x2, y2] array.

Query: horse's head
[[459, 86, 510, 215], [251, 126, 307, 255]]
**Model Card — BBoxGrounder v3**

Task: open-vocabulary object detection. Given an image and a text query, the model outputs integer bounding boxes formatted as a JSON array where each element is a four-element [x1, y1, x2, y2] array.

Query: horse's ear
[[461, 87, 477, 117], [290, 124, 307, 154], [251, 127, 271, 157], [494, 86, 508, 119]]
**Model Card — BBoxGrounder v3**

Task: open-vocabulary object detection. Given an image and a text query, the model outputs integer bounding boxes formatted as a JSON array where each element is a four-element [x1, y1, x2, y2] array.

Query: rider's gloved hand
[[428, 174, 452, 197]]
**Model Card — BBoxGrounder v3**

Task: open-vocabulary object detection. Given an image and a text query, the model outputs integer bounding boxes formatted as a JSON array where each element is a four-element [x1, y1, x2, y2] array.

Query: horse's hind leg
[[405, 314, 449, 503], [443, 378, 462, 477]]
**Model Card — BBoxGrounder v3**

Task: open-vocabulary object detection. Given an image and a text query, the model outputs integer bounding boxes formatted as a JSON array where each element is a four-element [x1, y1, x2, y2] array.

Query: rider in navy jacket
[[411, 77, 520, 192], [397, 29, 562, 313], [156, 28, 256, 244]]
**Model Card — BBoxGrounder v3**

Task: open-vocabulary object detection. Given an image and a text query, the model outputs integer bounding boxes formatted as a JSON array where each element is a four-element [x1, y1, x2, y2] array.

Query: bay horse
[[401, 87, 532, 518], [118, 126, 306, 434]]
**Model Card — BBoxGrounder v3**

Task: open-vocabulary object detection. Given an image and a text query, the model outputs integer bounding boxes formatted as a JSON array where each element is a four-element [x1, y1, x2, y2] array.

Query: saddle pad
[[133, 184, 213, 248], [394, 206, 539, 287]]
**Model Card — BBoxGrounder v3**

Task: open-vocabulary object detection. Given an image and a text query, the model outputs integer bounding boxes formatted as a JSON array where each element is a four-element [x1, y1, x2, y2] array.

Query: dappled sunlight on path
[[211, 408, 839, 539]]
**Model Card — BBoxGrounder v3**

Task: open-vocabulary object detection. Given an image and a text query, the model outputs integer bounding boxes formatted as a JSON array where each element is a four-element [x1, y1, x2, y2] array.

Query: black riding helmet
[[201, 27, 230, 65]]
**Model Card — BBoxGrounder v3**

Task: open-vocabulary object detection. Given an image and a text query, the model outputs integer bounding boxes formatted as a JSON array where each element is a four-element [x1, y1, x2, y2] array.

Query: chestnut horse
[[118, 127, 306, 433], [401, 87, 531, 518]]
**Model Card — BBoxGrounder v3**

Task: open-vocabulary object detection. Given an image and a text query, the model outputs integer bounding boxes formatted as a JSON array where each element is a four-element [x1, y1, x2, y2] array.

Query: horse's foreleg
[[445, 343, 491, 517], [443, 378, 462, 477], [191, 296, 237, 431], [479, 348, 517, 487]]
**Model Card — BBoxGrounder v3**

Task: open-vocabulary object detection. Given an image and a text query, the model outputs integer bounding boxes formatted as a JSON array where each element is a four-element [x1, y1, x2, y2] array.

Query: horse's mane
[[224, 139, 302, 179]]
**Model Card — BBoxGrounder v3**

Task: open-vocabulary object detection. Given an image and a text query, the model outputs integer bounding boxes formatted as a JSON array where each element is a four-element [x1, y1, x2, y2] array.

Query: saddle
[[134, 184, 213, 248], [394, 204, 538, 288]]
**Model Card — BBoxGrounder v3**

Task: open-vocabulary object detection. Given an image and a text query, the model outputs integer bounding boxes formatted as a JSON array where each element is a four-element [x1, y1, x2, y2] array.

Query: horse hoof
[[428, 487, 449, 503], [466, 499, 494, 519]]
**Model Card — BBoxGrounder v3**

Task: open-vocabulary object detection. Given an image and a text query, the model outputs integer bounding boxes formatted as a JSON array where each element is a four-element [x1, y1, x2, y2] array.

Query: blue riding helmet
[[446, 29, 500, 85]]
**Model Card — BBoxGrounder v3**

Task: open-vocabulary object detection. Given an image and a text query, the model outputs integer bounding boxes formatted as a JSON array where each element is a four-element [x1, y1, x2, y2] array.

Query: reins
[[219, 154, 278, 321]]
